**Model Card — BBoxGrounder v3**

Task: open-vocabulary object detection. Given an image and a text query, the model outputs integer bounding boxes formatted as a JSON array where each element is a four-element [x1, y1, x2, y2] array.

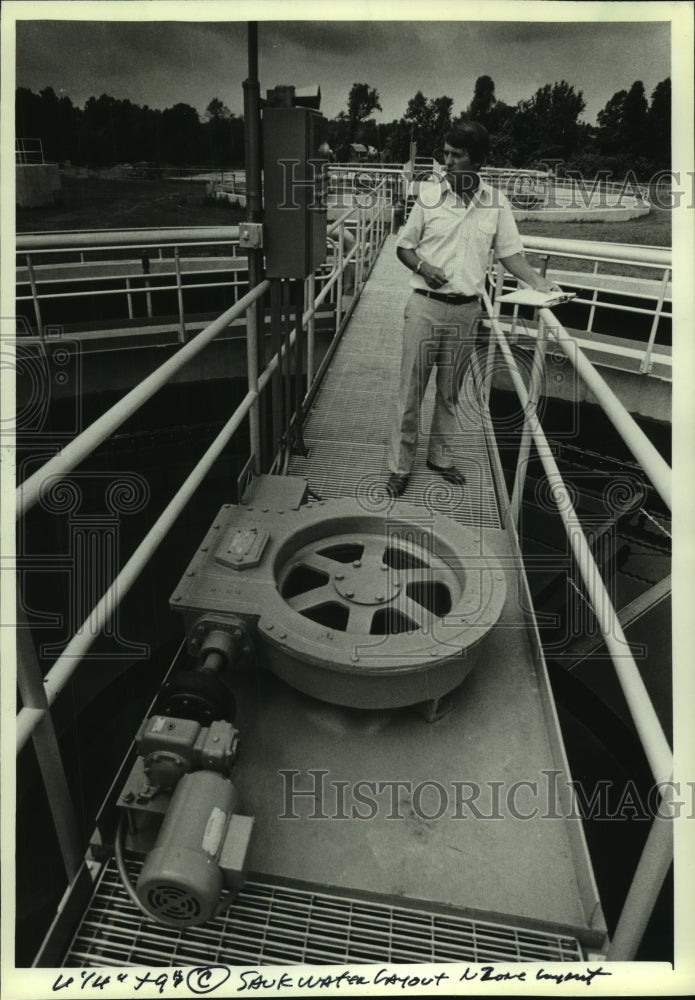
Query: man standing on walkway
[[387, 122, 560, 497]]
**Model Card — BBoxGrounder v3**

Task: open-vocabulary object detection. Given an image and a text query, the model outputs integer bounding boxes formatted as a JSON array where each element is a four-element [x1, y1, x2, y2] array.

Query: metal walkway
[[60, 238, 605, 967], [290, 236, 501, 529]]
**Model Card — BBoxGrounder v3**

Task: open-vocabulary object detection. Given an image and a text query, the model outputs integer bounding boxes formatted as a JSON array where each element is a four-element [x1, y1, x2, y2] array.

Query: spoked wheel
[[256, 501, 508, 709], [278, 532, 461, 637]]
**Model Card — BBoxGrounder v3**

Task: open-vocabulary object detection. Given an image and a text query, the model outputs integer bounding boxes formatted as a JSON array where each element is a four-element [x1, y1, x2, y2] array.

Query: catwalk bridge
[[14, 166, 672, 969]]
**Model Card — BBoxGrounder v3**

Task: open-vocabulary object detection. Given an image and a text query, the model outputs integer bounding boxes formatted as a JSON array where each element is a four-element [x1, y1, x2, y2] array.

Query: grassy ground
[[17, 173, 672, 281], [516, 205, 672, 279], [16, 174, 246, 233], [516, 204, 672, 248]]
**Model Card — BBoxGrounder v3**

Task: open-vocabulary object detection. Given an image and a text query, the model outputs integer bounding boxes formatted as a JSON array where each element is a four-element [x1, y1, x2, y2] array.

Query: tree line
[[16, 74, 670, 180], [15, 88, 243, 169], [336, 76, 670, 180]]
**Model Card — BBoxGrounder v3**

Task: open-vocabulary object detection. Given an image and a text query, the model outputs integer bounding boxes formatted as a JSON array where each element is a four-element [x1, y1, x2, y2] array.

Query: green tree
[[648, 78, 671, 169], [467, 75, 497, 128], [622, 80, 649, 156], [403, 90, 453, 158], [596, 89, 628, 156], [513, 80, 586, 164], [205, 97, 235, 167], [347, 82, 382, 130]]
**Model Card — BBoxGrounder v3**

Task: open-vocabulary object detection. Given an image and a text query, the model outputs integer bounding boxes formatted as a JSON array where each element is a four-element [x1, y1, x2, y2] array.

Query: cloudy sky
[[10, 4, 673, 126]]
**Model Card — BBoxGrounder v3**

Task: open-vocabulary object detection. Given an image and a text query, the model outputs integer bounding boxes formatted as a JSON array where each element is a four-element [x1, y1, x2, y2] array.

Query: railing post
[[509, 315, 548, 528], [306, 272, 316, 389], [607, 811, 673, 960], [356, 210, 365, 289], [640, 266, 670, 374], [125, 277, 134, 320], [25, 253, 44, 339], [587, 260, 600, 335], [16, 608, 84, 881], [336, 222, 345, 331], [483, 265, 505, 405], [174, 246, 186, 342], [246, 298, 262, 472]]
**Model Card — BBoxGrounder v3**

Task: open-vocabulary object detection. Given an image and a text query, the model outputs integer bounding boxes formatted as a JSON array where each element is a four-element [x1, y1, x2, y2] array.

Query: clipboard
[[497, 289, 576, 308]]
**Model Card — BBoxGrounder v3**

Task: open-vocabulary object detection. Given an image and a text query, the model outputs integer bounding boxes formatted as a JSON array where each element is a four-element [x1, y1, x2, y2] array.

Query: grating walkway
[[65, 860, 583, 967], [290, 236, 500, 528]]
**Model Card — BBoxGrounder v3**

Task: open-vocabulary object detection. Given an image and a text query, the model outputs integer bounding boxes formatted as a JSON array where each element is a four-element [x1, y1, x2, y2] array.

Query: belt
[[415, 289, 479, 305]]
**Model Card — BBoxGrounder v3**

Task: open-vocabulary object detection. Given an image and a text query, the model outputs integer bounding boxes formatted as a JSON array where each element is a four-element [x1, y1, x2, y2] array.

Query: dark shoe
[[386, 473, 409, 497], [426, 461, 466, 486]]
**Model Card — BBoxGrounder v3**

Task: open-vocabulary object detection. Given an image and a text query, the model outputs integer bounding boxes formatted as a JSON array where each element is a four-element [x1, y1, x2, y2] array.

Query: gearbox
[[169, 476, 507, 710]]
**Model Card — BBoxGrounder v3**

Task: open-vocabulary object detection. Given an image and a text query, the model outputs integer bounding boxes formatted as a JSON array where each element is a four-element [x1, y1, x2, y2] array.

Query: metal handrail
[[481, 285, 673, 960], [15, 177, 393, 752]]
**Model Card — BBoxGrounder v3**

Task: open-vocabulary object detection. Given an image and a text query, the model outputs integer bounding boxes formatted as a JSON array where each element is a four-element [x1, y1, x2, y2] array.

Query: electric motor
[[136, 770, 248, 927]]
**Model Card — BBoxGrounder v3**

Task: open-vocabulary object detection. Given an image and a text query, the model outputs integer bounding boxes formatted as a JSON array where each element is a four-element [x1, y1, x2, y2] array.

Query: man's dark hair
[[444, 122, 490, 167]]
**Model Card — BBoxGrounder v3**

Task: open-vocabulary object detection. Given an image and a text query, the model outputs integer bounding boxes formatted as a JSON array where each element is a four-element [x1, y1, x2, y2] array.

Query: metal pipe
[[25, 254, 44, 338], [245, 299, 262, 472], [243, 20, 266, 469], [16, 389, 259, 753], [125, 276, 134, 320], [17, 226, 241, 253], [174, 246, 186, 342], [306, 273, 316, 387], [270, 279, 283, 459], [509, 316, 547, 527], [484, 291, 673, 786], [607, 814, 673, 960], [16, 280, 270, 519], [539, 307, 671, 510], [640, 267, 671, 374], [521, 234, 670, 267], [16, 612, 83, 878], [293, 279, 307, 451], [282, 280, 292, 449]]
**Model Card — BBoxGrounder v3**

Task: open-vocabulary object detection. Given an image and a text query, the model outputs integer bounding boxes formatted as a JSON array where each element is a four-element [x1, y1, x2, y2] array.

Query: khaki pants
[[388, 292, 480, 475]]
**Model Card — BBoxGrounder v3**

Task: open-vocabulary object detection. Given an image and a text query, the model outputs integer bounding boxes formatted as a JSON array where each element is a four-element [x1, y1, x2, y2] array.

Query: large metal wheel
[[256, 501, 507, 709]]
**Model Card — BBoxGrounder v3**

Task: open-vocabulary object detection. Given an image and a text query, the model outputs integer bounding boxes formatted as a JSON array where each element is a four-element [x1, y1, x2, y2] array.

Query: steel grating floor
[[290, 236, 501, 529], [65, 860, 583, 967]]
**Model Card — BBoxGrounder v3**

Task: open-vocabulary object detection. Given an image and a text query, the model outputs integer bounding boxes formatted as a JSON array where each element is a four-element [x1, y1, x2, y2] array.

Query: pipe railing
[[489, 237, 672, 370], [481, 284, 672, 960], [15, 175, 391, 751], [17, 222, 671, 371]]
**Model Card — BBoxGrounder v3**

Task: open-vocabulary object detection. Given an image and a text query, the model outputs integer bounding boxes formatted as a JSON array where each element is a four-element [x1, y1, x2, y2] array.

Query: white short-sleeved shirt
[[396, 176, 524, 296]]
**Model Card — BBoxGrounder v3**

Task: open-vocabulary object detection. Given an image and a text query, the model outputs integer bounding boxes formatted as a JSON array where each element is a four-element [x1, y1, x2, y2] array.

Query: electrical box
[[262, 107, 328, 279]]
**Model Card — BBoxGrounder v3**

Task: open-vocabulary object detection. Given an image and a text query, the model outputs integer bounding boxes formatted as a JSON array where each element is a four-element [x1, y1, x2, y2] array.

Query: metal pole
[[125, 277, 134, 320], [245, 298, 262, 469], [243, 20, 266, 470], [607, 814, 673, 960], [16, 281, 269, 519], [640, 266, 671, 374], [174, 246, 186, 342], [16, 609, 83, 879], [336, 224, 345, 329], [509, 316, 547, 528], [282, 280, 292, 447], [26, 254, 44, 338], [540, 307, 671, 511], [484, 291, 673, 785], [293, 279, 307, 454], [306, 273, 316, 388], [17, 388, 260, 753], [270, 279, 283, 459]]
